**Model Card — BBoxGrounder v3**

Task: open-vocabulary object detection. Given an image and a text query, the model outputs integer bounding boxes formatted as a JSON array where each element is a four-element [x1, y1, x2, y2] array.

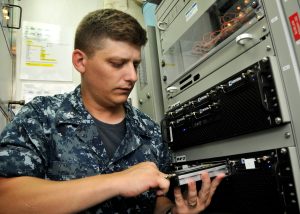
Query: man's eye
[[111, 62, 124, 68], [134, 63, 140, 70]]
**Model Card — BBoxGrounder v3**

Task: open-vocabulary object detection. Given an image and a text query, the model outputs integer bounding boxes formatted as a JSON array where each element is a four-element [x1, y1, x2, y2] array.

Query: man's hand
[[171, 172, 225, 214], [116, 162, 170, 197]]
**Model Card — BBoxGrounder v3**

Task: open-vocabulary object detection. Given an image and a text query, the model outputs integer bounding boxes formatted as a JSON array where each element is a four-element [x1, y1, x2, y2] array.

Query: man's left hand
[[171, 172, 225, 214]]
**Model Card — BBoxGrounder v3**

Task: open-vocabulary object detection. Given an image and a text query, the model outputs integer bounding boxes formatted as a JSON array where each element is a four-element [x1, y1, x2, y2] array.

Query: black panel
[[168, 148, 299, 214], [162, 57, 284, 150]]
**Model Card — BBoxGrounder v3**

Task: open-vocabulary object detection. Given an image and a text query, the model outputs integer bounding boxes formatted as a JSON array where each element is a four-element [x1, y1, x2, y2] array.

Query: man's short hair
[[75, 8, 147, 56]]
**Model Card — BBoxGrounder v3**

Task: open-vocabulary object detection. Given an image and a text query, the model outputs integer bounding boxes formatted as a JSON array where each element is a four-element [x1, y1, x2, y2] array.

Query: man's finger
[[174, 186, 185, 208], [205, 173, 226, 206], [187, 179, 198, 206], [157, 174, 170, 195], [198, 172, 211, 202]]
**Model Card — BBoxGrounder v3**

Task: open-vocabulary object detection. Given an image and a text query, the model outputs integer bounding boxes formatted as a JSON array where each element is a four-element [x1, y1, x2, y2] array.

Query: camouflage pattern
[[0, 85, 172, 213]]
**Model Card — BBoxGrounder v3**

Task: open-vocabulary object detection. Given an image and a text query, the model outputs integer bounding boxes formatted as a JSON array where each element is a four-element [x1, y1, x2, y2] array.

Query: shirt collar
[[124, 102, 152, 138], [55, 85, 152, 137], [55, 85, 92, 125]]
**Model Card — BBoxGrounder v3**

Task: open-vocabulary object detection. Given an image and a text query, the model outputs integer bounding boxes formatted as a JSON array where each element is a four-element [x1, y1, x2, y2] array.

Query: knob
[[280, 148, 287, 154], [251, 0, 258, 8], [163, 75, 167, 82], [275, 117, 282, 124], [146, 93, 151, 99]]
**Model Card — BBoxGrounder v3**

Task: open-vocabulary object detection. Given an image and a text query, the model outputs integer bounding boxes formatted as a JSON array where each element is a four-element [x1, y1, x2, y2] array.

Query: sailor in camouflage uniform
[[0, 8, 224, 214], [0, 85, 171, 213]]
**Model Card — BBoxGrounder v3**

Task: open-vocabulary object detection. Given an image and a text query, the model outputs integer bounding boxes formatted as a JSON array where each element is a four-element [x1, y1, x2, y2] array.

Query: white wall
[[15, 0, 145, 108]]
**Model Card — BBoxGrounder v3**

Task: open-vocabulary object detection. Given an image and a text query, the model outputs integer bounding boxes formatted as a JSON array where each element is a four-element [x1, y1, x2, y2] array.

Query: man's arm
[[0, 162, 169, 214]]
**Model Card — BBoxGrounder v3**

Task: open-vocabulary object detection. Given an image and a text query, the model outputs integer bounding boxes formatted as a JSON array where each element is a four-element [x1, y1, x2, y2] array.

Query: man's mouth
[[116, 88, 132, 93]]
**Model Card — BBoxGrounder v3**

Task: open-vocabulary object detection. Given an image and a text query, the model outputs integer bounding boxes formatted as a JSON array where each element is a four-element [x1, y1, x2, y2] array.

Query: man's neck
[[82, 97, 126, 124], [89, 106, 125, 124]]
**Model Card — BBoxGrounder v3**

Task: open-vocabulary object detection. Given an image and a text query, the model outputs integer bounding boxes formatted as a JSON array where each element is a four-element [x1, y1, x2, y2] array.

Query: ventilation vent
[[178, 73, 200, 91]]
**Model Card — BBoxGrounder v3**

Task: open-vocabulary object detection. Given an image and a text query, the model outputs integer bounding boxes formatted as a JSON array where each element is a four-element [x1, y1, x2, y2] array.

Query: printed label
[[185, 3, 198, 22], [244, 158, 256, 169], [271, 16, 279, 23], [289, 12, 300, 41], [282, 64, 291, 71]]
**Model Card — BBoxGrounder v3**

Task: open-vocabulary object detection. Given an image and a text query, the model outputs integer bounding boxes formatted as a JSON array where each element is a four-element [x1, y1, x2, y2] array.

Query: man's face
[[81, 38, 141, 108]]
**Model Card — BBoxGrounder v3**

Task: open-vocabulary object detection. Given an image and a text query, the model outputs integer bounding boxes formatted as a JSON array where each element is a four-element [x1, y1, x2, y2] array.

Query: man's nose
[[125, 63, 138, 82]]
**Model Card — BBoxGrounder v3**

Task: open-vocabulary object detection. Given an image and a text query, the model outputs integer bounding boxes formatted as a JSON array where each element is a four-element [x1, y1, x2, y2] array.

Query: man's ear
[[72, 49, 87, 74]]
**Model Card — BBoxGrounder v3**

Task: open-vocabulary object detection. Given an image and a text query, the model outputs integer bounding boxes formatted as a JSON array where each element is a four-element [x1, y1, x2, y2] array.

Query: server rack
[[155, 0, 300, 213]]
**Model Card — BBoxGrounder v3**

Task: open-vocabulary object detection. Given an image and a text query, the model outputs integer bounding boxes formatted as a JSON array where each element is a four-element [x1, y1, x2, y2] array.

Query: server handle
[[157, 21, 167, 31], [236, 33, 257, 45]]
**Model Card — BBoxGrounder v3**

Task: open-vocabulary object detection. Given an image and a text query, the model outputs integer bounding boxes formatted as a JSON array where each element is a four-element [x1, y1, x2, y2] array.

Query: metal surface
[[156, 0, 300, 212], [136, 26, 164, 122]]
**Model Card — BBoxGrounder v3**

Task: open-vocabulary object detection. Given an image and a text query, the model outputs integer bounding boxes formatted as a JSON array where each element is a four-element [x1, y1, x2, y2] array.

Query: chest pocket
[[107, 137, 159, 173]]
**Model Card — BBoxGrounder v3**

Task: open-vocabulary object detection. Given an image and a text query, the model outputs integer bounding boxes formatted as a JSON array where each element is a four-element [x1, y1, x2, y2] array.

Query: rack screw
[[275, 117, 282, 124], [284, 132, 291, 139], [280, 148, 287, 154]]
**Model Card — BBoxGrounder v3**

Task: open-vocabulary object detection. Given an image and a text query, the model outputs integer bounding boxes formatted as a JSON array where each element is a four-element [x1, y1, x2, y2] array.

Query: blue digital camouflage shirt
[[0, 85, 172, 213]]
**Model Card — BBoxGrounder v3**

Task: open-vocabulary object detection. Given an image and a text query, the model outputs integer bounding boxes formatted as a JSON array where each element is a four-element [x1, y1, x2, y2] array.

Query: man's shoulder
[[28, 86, 80, 108], [127, 104, 158, 124], [125, 103, 161, 138], [17, 89, 79, 120], [28, 93, 69, 111]]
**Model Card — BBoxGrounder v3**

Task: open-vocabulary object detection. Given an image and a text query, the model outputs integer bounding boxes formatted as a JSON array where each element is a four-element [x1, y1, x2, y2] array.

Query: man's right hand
[[116, 162, 170, 197], [0, 162, 170, 214]]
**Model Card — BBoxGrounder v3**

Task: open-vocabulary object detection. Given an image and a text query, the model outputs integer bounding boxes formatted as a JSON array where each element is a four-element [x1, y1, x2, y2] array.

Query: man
[[0, 9, 224, 213]]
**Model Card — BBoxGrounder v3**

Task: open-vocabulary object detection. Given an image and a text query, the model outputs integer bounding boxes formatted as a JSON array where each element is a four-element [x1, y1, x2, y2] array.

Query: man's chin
[[114, 96, 129, 105]]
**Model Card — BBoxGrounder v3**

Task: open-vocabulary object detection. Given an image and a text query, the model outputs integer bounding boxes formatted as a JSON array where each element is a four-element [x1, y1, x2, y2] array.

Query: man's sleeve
[[0, 103, 48, 178]]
